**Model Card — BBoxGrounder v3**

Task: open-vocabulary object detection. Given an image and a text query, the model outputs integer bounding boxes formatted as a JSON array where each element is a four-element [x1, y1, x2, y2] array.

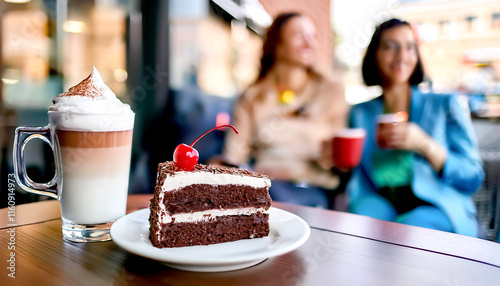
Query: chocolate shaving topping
[[58, 67, 108, 99], [158, 161, 269, 179]]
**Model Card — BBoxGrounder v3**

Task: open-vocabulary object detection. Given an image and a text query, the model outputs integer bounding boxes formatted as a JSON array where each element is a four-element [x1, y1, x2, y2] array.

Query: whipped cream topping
[[49, 67, 134, 131], [160, 171, 271, 192]]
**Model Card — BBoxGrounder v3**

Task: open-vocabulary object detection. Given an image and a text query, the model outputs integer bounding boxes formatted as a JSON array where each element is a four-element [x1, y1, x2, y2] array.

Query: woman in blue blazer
[[348, 18, 484, 236]]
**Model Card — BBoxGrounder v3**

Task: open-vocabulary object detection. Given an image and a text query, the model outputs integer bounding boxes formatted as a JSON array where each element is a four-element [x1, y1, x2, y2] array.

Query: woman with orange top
[[220, 12, 349, 209]]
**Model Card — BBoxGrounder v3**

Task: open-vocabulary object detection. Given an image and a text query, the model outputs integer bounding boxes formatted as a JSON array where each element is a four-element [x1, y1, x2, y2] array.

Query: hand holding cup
[[332, 128, 366, 169], [376, 111, 409, 149]]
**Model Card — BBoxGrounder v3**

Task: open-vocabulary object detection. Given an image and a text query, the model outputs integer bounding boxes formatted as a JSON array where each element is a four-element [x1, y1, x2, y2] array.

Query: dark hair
[[258, 12, 302, 80], [361, 18, 424, 86]]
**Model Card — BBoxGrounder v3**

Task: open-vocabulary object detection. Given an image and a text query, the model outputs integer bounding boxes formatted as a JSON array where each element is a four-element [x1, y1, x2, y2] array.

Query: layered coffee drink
[[56, 130, 132, 224], [49, 67, 135, 225]]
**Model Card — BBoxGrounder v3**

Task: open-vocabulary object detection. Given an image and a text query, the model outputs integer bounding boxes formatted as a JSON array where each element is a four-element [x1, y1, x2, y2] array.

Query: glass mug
[[13, 112, 134, 242]]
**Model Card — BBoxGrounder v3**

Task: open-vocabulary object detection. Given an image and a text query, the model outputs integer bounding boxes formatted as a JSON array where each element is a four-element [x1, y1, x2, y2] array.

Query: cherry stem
[[189, 124, 239, 147]]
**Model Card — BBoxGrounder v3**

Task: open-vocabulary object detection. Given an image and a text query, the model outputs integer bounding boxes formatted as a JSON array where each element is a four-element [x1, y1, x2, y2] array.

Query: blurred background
[[0, 0, 499, 240]]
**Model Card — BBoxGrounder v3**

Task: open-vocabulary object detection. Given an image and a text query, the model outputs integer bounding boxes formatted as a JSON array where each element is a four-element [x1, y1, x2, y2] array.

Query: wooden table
[[1, 194, 500, 285]]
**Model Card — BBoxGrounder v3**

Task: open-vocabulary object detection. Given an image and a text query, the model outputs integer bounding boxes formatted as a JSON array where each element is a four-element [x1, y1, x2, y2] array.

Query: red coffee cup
[[376, 111, 408, 148], [333, 128, 366, 169]]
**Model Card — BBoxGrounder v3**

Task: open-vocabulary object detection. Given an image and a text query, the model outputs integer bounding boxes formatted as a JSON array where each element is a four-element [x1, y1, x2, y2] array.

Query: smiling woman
[[376, 29, 418, 86], [218, 12, 349, 210], [348, 18, 484, 237], [362, 19, 424, 89]]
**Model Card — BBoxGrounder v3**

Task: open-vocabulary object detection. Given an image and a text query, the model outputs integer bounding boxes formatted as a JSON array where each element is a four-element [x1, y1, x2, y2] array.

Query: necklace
[[274, 72, 301, 105], [279, 89, 296, 105]]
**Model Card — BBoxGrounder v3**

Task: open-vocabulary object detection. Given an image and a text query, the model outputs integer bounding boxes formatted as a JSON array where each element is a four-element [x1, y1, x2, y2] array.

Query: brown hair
[[257, 12, 303, 80], [362, 18, 424, 86]]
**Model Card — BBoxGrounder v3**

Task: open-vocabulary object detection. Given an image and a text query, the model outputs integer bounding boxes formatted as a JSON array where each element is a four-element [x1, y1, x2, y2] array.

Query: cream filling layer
[[158, 207, 268, 224], [160, 172, 271, 192]]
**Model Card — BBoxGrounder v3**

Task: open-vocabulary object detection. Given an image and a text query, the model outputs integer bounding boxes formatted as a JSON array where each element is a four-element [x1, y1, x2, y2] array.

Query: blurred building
[[332, 0, 500, 105], [399, 0, 500, 95]]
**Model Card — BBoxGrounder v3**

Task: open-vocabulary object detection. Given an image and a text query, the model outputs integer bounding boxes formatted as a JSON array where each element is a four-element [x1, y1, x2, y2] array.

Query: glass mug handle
[[13, 126, 59, 199]]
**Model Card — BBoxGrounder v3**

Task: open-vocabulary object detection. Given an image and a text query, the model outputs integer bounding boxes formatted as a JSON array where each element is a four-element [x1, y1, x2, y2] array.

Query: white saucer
[[110, 207, 310, 272]]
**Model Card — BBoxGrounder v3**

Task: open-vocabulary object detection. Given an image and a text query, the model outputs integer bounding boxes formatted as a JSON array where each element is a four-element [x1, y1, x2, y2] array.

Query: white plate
[[110, 207, 310, 272]]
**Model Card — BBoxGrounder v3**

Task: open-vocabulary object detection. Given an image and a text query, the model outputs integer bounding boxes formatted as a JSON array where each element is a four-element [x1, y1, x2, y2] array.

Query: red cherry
[[173, 143, 199, 171], [173, 124, 238, 171]]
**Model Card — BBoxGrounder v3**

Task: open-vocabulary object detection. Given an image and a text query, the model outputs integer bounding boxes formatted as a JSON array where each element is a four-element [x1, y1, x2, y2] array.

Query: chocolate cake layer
[[158, 184, 271, 214], [149, 212, 269, 248]]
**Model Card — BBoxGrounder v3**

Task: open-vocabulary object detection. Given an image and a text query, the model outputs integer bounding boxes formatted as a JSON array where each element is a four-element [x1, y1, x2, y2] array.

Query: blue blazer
[[348, 87, 484, 237]]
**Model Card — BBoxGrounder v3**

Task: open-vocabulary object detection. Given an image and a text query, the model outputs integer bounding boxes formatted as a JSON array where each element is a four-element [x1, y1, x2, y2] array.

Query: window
[[439, 20, 450, 35], [492, 13, 500, 29], [464, 15, 478, 32]]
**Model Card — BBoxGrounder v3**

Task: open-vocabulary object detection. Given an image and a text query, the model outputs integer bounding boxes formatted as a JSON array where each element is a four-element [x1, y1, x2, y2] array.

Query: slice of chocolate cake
[[149, 161, 272, 248]]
